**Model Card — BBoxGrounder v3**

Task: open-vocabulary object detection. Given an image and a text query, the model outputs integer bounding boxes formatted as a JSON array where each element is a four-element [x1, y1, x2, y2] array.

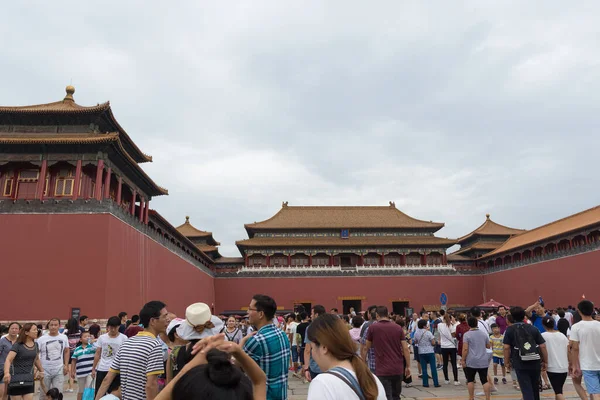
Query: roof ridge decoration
[[483, 204, 600, 258], [457, 213, 526, 243], [244, 204, 445, 231]]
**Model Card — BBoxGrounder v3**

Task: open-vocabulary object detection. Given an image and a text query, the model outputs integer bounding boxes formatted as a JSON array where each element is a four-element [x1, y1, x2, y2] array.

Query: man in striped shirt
[[242, 294, 291, 400], [95, 301, 169, 400]]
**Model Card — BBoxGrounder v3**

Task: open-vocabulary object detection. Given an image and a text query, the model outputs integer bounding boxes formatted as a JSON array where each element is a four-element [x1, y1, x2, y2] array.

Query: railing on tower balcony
[[237, 263, 457, 275], [482, 240, 600, 274]]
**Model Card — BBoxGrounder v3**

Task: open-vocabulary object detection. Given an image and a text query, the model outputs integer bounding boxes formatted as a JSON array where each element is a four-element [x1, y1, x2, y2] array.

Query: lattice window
[[3, 178, 13, 197], [55, 178, 74, 196], [385, 254, 401, 265], [312, 257, 328, 266], [291, 256, 309, 266], [271, 256, 288, 266], [249, 256, 265, 266], [364, 254, 379, 265], [406, 253, 421, 265]]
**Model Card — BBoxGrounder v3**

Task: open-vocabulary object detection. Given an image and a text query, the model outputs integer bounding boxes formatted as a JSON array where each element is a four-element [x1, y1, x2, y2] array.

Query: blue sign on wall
[[341, 229, 349, 239], [440, 292, 448, 305]]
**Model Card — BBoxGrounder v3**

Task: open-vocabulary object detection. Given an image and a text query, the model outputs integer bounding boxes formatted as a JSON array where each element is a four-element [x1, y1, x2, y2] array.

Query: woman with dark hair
[[541, 316, 569, 400], [415, 319, 440, 388], [45, 388, 63, 400], [64, 318, 80, 394], [221, 317, 243, 344], [156, 334, 266, 400], [0, 322, 21, 400], [3, 323, 44, 400], [306, 314, 385, 399], [455, 314, 469, 365], [438, 313, 459, 385]]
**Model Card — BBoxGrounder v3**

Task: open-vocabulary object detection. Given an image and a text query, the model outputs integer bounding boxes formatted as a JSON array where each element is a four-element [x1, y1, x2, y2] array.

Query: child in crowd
[[99, 379, 122, 400], [489, 323, 506, 384]]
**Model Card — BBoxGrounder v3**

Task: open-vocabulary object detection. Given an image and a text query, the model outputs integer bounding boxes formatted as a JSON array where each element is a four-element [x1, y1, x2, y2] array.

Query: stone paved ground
[[287, 356, 586, 400], [52, 356, 586, 399]]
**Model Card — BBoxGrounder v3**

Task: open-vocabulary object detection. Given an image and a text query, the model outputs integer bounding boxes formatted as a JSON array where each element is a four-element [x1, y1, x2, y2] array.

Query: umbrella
[[478, 299, 507, 308]]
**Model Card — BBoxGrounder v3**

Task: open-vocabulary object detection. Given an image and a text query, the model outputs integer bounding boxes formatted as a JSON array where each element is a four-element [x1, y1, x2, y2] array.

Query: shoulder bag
[[440, 324, 457, 348], [325, 367, 366, 400]]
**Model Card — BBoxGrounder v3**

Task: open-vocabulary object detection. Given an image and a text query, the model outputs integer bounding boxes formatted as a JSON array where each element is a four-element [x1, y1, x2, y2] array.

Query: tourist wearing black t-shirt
[[556, 309, 570, 337], [503, 307, 548, 400], [296, 313, 310, 366]]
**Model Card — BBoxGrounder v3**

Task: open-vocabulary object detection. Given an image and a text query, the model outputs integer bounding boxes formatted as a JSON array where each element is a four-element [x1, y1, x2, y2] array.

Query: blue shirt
[[304, 325, 322, 374], [244, 322, 290, 400], [531, 313, 546, 333]]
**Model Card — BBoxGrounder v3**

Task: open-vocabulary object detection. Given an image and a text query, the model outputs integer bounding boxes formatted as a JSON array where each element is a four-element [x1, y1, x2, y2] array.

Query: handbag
[[8, 364, 34, 389], [82, 378, 95, 400]]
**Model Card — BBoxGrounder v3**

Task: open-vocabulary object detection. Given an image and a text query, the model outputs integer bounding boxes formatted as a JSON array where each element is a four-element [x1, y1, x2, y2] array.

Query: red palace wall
[[483, 249, 600, 309], [0, 213, 215, 321], [214, 275, 484, 313]]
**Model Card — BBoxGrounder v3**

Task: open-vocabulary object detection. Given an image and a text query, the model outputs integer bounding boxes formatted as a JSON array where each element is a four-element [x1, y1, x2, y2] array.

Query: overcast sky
[[2, 2, 599, 256]]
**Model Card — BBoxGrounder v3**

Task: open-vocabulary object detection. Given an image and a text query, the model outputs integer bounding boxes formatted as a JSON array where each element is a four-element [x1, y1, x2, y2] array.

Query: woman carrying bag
[[3, 323, 44, 400], [438, 314, 460, 385], [306, 314, 386, 400]]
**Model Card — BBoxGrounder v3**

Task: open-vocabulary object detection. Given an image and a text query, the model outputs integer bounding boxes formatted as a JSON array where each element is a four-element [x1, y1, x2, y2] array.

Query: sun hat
[[176, 303, 223, 340], [167, 318, 184, 336]]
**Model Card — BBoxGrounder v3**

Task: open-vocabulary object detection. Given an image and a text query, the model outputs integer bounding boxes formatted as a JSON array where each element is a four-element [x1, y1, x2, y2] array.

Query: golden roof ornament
[[185, 216, 190, 223], [486, 213, 490, 220], [64, 85, 75, 102]]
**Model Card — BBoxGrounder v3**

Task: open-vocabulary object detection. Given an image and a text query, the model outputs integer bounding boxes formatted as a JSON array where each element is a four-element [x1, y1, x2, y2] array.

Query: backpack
[[514, 324, 540, 361]]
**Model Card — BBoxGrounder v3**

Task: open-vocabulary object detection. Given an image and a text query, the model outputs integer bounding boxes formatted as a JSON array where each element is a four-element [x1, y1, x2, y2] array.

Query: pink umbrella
[[478, 299, 507, 308]]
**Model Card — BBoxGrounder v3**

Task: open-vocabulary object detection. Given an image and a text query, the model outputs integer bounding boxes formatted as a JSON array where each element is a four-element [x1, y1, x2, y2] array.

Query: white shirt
[[99, 395, 119, 400], [438, 323, 457, 348], [478, 319, 491, 334], [542, 332, 569, 373], [565, 312, 574, 326], [95, 333, 128, 371], [37, 333, 69, 374], [570, 320, 600, 370], [287, 322, 300, 346], [308, 367, 387, 400]]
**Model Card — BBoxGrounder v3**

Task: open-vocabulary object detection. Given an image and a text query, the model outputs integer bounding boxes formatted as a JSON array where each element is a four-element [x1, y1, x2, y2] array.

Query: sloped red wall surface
[[214, 275, 484, 313], [483, 250, 600, 309], [0, 214, 214, 320]]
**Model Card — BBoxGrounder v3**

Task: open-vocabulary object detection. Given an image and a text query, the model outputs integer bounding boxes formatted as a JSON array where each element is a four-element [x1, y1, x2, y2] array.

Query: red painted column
[[266, 255, 270, 267], [36, 159, 47, 201], [400, 253, 406, 265], [329, 255, 334, 266], [308, 254, 312, 267], [94, 160, 104, 201], [138, 198, 145, 221], [72, 160, 82, 201], [442, 253, 447, 264], [380, 254, 385, 266], [359, 255, 364, 266], [130, 190, 136, 215], [116, 177, 122, 205], [244, 254, 249, 267], [103, 167, 111, 199], [144, 199, 150, 224], [422, 253, 428, 265], [586, 235, 590, 244], [287, 254, 292, 267]]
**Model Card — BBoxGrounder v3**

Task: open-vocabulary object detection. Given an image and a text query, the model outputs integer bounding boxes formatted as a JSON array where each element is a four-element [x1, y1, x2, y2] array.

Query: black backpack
[[514, 324, 540, 361]]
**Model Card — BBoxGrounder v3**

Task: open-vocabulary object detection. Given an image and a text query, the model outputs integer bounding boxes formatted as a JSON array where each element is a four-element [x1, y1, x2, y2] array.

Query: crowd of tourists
[[0, 297, 598, 400]]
